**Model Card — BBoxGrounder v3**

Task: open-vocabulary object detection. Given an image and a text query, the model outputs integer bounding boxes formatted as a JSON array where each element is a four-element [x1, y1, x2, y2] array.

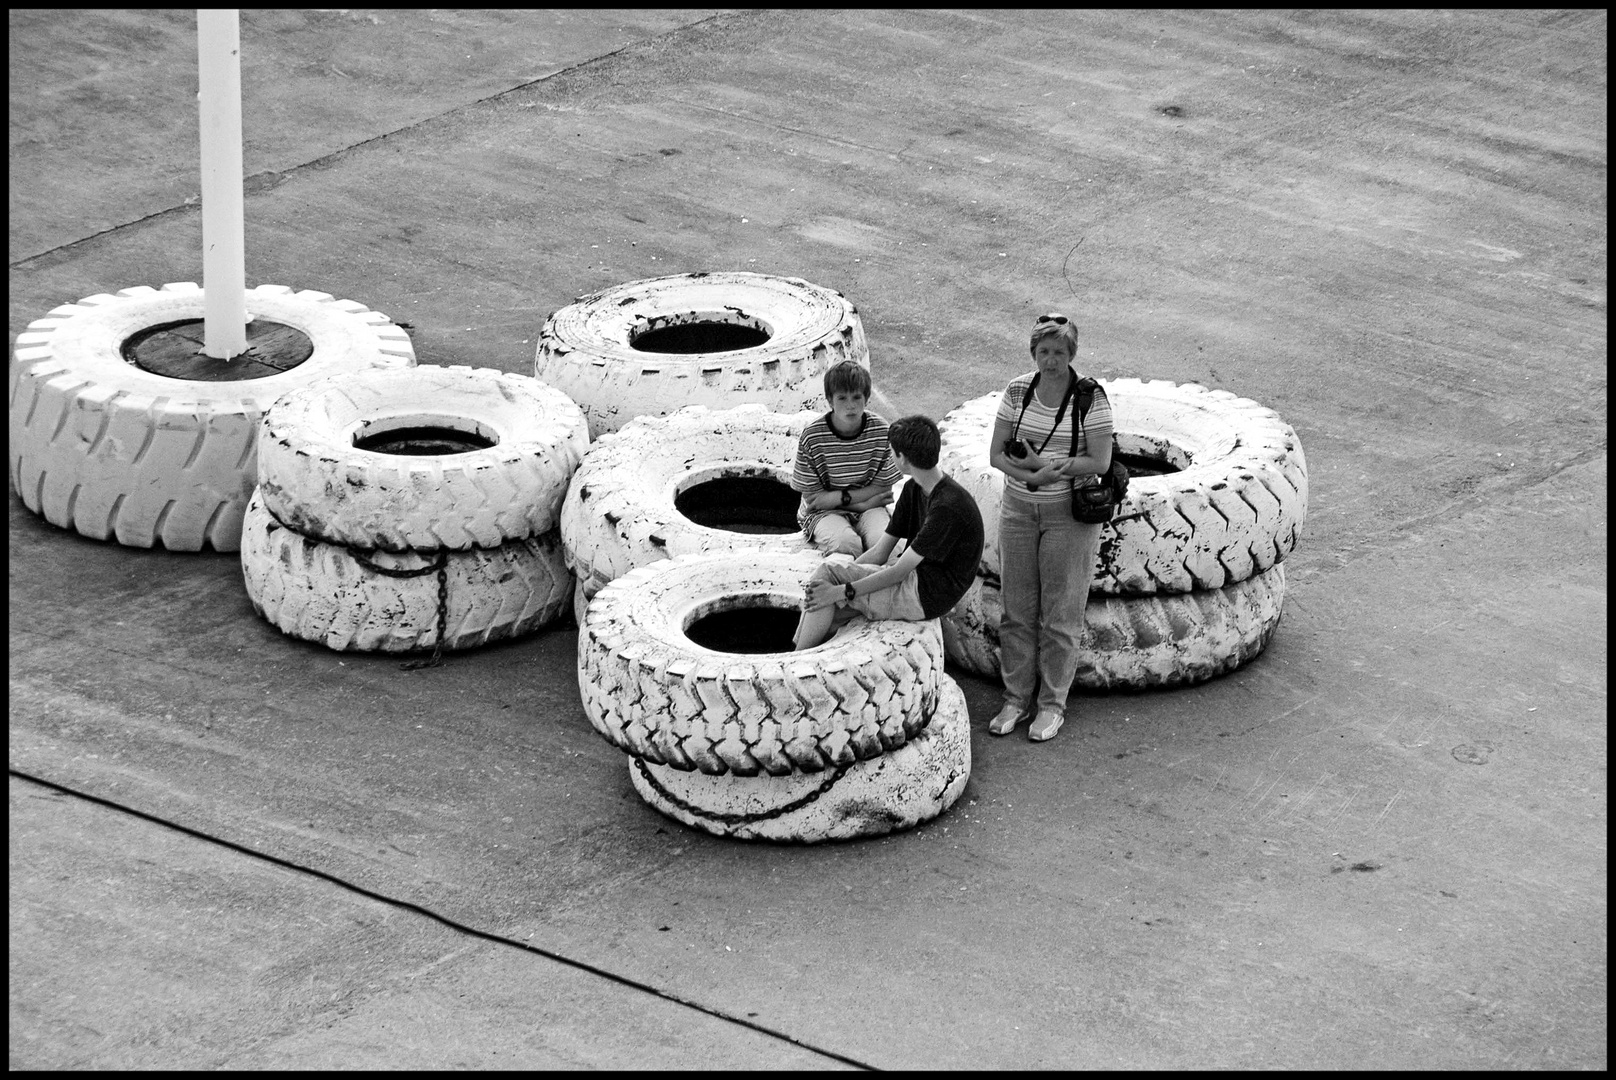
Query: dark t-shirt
[[886, 474, 985, 619]]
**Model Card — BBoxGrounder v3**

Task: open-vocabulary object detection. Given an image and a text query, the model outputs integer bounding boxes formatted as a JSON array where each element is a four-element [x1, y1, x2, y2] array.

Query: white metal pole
[[197, 9, 247, 358]]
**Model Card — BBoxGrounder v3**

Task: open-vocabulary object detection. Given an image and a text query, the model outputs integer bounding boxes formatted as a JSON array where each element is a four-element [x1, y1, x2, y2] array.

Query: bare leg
[[794, 603, 839, 650]]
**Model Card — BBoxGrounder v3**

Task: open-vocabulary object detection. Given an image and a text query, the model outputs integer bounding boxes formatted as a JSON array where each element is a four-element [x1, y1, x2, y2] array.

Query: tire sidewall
[[23, 284, 414, 407], [560, 404, 819, 594], [535, 272, 868, 438], [578, 550, 945, 774], [257, 365, 588, 551]]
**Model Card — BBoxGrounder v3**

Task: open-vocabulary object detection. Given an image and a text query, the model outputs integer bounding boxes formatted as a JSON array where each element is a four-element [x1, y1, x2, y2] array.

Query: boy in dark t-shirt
[[794, 415, 985, 650]]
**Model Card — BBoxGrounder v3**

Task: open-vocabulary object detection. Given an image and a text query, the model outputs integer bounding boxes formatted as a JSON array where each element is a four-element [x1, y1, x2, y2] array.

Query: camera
[[1002, 438, 1038, 489]]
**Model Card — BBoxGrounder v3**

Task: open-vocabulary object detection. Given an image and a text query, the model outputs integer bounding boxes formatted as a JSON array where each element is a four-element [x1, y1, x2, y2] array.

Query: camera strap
[[1010, 368, 1078, 455]]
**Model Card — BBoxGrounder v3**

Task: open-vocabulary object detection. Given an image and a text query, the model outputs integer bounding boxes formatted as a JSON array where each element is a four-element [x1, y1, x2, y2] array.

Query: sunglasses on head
[[1036, 314, 1069, 325]]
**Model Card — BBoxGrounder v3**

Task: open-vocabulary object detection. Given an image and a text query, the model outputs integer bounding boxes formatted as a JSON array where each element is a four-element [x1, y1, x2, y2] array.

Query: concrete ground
[[9, 8, 1606, 1070]]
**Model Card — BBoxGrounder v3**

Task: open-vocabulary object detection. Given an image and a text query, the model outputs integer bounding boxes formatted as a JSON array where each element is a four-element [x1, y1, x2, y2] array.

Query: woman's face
[[1032, 335, 1074, 376]]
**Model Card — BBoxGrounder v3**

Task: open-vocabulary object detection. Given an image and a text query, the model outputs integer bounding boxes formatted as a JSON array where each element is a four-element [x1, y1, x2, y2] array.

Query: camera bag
[[1070, 377, 1129, 524]]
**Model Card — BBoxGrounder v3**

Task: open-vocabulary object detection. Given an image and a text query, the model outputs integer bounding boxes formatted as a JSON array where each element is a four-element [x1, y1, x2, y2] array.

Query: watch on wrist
[[844, 582, 857, 602], [840, 487, 853, 507]]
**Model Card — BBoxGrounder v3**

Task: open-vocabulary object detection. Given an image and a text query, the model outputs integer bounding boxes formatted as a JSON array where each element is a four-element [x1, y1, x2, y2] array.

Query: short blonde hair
[[1029, 313, 1079, 358]]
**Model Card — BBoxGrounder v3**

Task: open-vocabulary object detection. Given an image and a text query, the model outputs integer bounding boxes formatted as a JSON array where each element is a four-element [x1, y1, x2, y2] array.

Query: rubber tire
[[9, 282, 415, 552], [534, 271, 868, 440], [939, 562, 1287, 690], [938, 379, 1308, 595], [256, 365, 588, 553], [578, 551, 946, 777], [240, 489, 571, 653], [560, 403, 819, 620], [630, 673, 971, 842]]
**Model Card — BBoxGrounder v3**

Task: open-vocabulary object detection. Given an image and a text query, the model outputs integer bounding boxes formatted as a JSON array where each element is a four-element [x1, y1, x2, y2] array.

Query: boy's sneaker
[[1028, 709, 1066, 742], [987, 701, 1026, 736]]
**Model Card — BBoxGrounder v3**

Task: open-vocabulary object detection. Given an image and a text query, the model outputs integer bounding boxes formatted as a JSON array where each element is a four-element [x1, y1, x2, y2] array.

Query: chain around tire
[[260, 501, 453, 668], [634, 757, 852, 828], [346, 548, 450, 670], [630, 683, 944, 826]]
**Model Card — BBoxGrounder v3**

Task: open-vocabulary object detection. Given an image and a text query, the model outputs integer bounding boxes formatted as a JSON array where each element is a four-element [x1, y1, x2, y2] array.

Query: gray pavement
[[9, 9, 1606, 1069]]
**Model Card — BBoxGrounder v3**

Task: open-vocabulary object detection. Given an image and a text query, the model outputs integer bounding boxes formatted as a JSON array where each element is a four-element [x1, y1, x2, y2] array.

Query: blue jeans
[[998, 491, 1103, 715]]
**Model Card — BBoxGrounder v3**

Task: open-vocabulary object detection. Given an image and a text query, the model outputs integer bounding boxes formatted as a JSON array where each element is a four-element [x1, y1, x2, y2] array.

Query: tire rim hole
[[675, 475, 800, 534], [1113, 451, 1182, 478], [684, 605, 801, 654], [352, 416, 498, 456], [122, 318, 313, 381], [1112, 433, 1192, 476], [630, 310, 773, 354]]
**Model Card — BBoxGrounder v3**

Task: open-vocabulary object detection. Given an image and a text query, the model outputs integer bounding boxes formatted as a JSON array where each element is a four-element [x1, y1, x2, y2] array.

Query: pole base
[[122, 318, 312, 381]]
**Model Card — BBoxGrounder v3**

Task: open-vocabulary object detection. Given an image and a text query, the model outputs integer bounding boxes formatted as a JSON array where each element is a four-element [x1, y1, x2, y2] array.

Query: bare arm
[[851, 545, 924, 595], [803, 533, 915, 611], [845, 483, 895, 512], [1050, 417, 1113, 478], [799, 483, 895, 513], [855, 531, 900, 566]]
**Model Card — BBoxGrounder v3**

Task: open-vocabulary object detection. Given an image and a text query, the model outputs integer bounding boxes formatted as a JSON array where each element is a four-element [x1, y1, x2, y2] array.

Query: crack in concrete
[[9, 766, 877, 1072], [8, 13, 737, 272]]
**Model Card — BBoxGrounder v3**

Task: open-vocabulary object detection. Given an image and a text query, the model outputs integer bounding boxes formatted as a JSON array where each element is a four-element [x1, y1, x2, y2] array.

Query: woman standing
[[986, 313, 1113, 742]]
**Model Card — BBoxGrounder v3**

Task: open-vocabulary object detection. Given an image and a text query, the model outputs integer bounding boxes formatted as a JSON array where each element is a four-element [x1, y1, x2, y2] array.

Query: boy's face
[[829, 389, 867, 428]]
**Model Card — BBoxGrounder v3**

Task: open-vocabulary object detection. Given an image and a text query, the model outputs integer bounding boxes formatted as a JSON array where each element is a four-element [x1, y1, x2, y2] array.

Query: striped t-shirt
[[790, 412, 902, 532], [994, 371, 1114, 503]]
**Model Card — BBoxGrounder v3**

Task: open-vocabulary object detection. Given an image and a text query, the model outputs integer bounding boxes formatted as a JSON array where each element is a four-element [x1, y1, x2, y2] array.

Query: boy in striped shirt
[[790, 361, 901, 556]]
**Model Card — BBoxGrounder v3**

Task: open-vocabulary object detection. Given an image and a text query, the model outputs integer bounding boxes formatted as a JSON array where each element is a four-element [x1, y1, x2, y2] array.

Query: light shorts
[[810, 557, 928, 622]]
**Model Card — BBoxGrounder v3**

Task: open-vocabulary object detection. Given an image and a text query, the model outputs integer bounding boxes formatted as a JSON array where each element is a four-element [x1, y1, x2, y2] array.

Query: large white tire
[[938, 380, 1308, 595], [240, 490, 571, 653], [560, 403, 818, 619], [535, 271, 868, 440], [940, 563, 1287, 690], [630, 673, 971, 842], [256, 365, 588, 553], [9, 282, 415, 552], [578, 551, 946, 777]]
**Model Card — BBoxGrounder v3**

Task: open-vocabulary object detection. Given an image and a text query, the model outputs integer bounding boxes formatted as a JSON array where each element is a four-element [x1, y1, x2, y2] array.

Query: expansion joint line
[[10, 11, 740, 270], [8, 767, 877, 1072]]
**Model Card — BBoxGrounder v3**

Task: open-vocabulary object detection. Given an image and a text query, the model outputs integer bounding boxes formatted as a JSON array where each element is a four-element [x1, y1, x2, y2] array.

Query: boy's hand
[[803, 579, 843, 611]]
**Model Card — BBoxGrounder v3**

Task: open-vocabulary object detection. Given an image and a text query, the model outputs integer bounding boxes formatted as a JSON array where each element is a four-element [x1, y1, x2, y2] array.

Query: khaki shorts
[[810, 558, 928, 622]]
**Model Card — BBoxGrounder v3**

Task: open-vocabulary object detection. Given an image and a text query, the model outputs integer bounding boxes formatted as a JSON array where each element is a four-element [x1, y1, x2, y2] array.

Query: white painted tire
[[535, 271, 868, 440], [560, 403, 818, 618], [630, 673, 971, 842], [940, 563, 1287, 690], [8, 283, 415, 552], [256, 365, 588, 553], [938, 380, 1308, 595], [578, 551, 945, 776], [240, 489, 571, 653]]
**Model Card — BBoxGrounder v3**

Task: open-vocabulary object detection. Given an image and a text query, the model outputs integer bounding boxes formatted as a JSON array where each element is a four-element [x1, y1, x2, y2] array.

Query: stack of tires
[[937, 378, 1308, 689], [534, 271, 868, 440], [8, 282, 416, 552], [240, 365, 587, 654], [577, 551, 971, 841]]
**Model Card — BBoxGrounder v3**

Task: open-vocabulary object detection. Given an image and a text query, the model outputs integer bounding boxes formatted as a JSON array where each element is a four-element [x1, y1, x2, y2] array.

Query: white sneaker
[[988, 701, 1026, 736], [1029, 709, 1066, 742]]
